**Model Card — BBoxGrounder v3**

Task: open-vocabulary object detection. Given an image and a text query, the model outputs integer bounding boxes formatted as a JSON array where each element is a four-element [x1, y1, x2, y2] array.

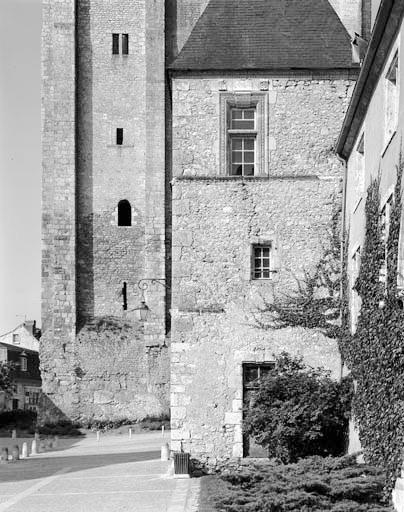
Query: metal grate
[[173, 452, 190, 475]]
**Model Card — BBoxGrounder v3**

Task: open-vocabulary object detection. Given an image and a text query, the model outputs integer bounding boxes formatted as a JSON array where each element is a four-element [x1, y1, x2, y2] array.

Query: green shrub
[[200, 455, 393, 512], [38, 420, 83, 437], [0, 409, 37, 431], [244, 353, 353, 462]]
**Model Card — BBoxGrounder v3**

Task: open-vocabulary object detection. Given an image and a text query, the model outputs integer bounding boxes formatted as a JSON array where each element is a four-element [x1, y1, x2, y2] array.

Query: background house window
[[117, 200, 132, 226], [229, 108, 256, 176], [12, 333, 20, 344], [385, 52, 399, 143], [252, 244, 272, 279], [20, 354, 27, 372]]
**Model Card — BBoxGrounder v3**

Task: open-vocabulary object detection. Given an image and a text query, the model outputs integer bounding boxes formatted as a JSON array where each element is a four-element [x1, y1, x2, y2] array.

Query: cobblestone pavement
[[0, 432, 198, 512]]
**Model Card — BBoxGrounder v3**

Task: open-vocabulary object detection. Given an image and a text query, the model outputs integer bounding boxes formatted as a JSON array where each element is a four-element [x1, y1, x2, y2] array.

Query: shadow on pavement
[[0, 449, 161, 483]]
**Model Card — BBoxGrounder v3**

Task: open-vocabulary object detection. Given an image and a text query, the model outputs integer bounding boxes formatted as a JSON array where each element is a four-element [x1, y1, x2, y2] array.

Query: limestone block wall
[[170, 178, 342, 460], [172, 75, 356, 179], [170, 73, 356, 460]]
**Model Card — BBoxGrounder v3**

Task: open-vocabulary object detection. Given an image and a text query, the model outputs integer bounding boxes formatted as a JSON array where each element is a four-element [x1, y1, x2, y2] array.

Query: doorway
[[242, 362, 275, 457]]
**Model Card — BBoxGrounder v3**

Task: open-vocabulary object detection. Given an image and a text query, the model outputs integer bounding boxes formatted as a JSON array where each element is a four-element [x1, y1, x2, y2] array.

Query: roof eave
[[336, 0, 404, 160]]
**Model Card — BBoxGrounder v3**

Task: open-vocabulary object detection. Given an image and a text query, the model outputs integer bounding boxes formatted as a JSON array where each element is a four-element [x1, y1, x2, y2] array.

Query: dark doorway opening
[[243, 361, 275, 457]]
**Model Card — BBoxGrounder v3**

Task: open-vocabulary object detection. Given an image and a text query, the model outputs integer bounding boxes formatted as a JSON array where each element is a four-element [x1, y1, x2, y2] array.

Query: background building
[[0, 321, 41, 412]]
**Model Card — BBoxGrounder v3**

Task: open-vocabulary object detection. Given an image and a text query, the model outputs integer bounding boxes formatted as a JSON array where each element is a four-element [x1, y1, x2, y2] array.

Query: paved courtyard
[[0, 432, 199, 512]]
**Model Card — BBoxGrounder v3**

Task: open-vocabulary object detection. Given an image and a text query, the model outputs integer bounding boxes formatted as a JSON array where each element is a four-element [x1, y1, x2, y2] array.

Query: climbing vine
[[253, 206, 342, 339], [340, 159, 404, 492]]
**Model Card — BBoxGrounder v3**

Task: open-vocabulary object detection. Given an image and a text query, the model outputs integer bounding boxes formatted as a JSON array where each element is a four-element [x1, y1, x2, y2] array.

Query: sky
[[0, 0, 42, 333]]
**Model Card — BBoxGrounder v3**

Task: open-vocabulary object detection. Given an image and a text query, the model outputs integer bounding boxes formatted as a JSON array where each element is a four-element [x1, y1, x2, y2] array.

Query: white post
[[162, 425, 165, 438], [30, 439, 37, 456], [96, 430, 100, 442], [11, 429, 16, 439], [21, 442, 28, 459], [129, 428, 132, 439]]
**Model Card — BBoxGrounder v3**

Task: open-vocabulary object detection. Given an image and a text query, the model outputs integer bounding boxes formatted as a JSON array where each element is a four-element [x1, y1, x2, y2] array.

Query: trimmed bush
[[244, 353, 352, 463], [200, 455, 393, 512]]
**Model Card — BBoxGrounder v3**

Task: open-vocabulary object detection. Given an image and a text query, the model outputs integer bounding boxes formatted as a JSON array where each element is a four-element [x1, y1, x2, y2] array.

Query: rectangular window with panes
[[229, 108, 256, 176], [385, 52, 399, 143], [252, 244, 272, 279]]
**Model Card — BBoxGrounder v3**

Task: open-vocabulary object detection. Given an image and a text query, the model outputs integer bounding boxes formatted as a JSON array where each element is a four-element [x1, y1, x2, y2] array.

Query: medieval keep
[[42, 0, 370, 459]]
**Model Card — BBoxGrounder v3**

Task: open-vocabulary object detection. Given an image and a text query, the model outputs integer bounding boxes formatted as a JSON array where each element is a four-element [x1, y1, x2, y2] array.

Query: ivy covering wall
[[341, 161, 404, 491]]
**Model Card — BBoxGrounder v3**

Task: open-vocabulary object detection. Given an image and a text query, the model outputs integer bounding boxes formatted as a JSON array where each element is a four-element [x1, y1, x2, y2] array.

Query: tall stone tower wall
[[41, 0, 169, 424]]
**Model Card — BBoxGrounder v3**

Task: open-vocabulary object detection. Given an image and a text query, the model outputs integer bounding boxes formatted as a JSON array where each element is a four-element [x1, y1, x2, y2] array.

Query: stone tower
[[41, 0, 168, 423]]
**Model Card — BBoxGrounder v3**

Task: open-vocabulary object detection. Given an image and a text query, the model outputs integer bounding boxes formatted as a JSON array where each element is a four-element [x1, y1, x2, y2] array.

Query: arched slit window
[[118, 200, 132, 226]]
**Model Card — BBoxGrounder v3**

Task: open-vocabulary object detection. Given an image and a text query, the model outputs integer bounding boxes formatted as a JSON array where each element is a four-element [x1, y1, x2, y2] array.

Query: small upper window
[[122, 34, 129, 55], [12, 333, 20, 344], [112, 33, 120, 55], [112, 33, 129, 55], [118, 200, 132, 226], [252, 244, 272, 279], [116, 128, 123, 145]]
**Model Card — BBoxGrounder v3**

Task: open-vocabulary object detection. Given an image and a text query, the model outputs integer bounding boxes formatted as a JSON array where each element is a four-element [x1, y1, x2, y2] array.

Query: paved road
[[0, 432, 199, 512]]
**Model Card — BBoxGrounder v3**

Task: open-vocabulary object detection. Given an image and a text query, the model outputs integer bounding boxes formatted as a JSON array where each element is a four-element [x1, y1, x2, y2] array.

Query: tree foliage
[[244, 353, 352, 463], [340, 159, 404, 492], [0, 362, 15, 395]]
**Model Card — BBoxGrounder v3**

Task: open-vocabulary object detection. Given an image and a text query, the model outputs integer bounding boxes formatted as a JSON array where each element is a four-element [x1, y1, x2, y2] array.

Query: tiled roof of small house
[[169, 0, 355, 71]]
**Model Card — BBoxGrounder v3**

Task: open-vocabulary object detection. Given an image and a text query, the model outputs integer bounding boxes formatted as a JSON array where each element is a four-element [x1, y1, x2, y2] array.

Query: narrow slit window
[[122, 34, 129, 55], [116, 128, 123, 145], [117, 199, 132, 226], [122, 282, 127, 311], [112, 33, 120, 55]]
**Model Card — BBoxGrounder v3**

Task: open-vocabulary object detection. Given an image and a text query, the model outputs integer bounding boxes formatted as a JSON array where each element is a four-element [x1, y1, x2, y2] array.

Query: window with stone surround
[[220, 93, 267, 176], [112, 33, 129, 55], [117, 200, 132, 227], [385, 51, 399, 144], [252, 244, 273, 279]]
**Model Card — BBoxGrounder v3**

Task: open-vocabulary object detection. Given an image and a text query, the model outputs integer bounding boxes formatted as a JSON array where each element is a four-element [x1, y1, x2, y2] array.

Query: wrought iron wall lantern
[[130, 278, 170, 322]]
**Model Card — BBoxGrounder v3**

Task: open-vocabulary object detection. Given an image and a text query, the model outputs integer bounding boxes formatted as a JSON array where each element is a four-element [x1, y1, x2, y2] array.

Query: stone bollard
[[11, 445, 19, 461], [129, 427, 132, 439], [30, 439, 38, 456], [0, 448, 8, 463], [161, 443, 170, 461], [21, 442, 28, 459], [11, 429, 17, 439], [96, 430, 100, 442]]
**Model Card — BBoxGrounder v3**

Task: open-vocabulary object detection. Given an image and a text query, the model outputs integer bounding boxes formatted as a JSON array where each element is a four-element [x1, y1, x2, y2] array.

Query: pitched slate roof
[[169, 0, 355, 71]]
